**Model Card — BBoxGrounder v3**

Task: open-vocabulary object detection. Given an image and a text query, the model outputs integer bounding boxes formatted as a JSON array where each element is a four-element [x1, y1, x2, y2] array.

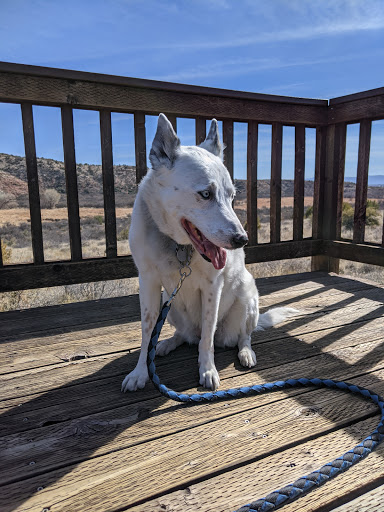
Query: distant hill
[[1, 153, 384, 206], [344, 175, 384, 186], [0, 153, 137, 204]]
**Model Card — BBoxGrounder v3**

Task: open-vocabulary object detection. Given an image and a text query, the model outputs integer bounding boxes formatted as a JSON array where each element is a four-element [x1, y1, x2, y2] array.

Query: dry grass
[[0, 207, 133, 227]]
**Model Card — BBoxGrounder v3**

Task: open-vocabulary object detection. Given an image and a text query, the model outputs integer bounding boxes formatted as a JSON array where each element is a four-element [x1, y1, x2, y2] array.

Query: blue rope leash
[[147, 302, 384, 511]]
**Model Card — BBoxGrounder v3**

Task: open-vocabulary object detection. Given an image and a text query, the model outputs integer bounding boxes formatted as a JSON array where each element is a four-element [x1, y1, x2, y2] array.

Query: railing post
[[311, 123, 346, 272]]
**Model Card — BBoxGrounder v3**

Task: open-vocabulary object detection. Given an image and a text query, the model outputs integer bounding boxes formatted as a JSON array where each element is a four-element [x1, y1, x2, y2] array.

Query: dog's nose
[[231, 233, 249, 248]]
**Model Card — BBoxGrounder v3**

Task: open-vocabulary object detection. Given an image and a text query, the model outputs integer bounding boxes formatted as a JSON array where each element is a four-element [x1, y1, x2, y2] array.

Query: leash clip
[[166, 245, 194, 306]]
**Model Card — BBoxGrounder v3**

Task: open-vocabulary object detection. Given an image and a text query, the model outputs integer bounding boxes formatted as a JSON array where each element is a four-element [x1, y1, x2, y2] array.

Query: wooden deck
[[1, 271, 384, 512]]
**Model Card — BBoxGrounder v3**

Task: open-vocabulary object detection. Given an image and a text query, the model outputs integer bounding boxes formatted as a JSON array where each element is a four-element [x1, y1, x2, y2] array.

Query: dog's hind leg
[[156, 331, 185, 356], [238, 335, 257, 368]]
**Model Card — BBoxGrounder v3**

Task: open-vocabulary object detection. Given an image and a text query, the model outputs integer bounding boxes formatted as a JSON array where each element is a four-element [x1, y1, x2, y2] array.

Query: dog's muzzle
[[231, 233, 249, 249]]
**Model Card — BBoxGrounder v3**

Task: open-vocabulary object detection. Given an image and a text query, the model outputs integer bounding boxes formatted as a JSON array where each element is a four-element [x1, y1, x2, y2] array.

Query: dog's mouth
[[181, 218, 227, 270]]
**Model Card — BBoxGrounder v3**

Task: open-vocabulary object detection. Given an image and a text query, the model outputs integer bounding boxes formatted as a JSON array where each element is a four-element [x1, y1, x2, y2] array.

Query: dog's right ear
[[199, 119, 223, 160], [149, 114, 181, 171]]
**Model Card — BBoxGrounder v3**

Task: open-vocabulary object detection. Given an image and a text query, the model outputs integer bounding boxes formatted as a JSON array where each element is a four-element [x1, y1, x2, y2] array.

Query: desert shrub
[[1, 240, 12, 264], [94, 215, 104, 225], [41, 188, 61, 209], [342, 202, 354, 230], [343, 201, 381, 229], [117, 226, 129, 241], [304, 205, 313, 218], [366, 199, 379, 211], [0, 191, 16, 209], [366, 200, 381, 227]]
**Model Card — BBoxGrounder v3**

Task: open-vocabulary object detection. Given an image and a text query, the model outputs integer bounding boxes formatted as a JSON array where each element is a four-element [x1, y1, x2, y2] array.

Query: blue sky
[[1, 0, 384, 179]]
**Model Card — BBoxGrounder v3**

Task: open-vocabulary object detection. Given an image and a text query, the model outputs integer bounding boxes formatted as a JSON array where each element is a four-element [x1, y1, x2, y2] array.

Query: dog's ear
[[199, 119, 223, 160], [149, 114, 181, 170]]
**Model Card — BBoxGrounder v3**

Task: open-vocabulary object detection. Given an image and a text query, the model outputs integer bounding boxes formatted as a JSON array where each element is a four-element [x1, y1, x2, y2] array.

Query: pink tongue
[[203, 241, 227, 270]]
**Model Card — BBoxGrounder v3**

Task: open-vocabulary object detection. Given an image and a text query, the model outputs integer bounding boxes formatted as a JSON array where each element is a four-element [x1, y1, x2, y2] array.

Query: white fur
[[121, 114, 298, 392]]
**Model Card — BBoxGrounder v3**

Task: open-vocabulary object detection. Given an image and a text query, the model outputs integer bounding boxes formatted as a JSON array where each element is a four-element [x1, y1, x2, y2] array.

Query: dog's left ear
[[199, 119, 223, 160], [149, 114, 181, 170]]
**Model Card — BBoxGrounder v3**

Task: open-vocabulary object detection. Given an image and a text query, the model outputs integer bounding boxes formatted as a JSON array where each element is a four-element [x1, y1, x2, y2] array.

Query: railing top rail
[[330, 86, 384, 105], [0, 61, 328, 107]]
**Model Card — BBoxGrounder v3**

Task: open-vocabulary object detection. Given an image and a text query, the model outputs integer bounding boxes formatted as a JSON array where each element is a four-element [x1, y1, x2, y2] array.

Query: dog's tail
[[255, 307, 299, 331]]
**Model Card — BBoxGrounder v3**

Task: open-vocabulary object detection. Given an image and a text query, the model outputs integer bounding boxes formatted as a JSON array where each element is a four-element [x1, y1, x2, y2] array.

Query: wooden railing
[[0, 62, 383, 292]]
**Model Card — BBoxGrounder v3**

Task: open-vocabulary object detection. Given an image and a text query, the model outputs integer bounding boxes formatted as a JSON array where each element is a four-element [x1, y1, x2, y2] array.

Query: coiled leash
[[146, 247, 384, 511]]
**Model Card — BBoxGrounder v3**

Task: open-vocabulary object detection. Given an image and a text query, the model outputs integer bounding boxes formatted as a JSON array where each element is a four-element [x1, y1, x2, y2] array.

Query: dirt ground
[[0, 207, 133, 227]]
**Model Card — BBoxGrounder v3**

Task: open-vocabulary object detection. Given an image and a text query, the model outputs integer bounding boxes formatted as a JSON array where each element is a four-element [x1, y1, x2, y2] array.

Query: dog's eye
[[199, 190, 211, 200]]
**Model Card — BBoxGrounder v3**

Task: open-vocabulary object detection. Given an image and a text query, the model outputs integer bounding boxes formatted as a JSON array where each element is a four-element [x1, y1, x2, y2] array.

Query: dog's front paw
[[199, 366, 220, 390], [238, 347, 257, 368], [121, 366, 148, 392]]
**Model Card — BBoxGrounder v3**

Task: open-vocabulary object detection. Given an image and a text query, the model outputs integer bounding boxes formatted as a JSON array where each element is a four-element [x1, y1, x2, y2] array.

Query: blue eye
[[199, 190, 211, 200]]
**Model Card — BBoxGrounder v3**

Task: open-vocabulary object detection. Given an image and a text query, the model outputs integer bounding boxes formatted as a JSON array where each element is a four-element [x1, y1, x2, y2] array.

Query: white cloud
[[155, 53, 366, 83]]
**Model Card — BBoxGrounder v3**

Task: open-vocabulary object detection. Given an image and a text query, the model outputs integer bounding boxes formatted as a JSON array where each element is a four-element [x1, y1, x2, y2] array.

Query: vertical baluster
[[134, 112, 147, 183], [335, 124, 347, 240], [61, 105, 82, 261], [293, 125, 305, 241], [312, 126, 326, 241], [195, 117, 206, 145], [353, 120, 372, 244], [247, 121, 258, 245], [270, 122, 283, 244], [100, 110, 117, 258], [223, 120, 234, 181], [21, 103, 44, 264], [165, 114, 177, 132]]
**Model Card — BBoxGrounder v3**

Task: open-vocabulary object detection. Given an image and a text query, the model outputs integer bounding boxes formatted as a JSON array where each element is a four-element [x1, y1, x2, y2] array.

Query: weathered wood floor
[[1, 271, 384, 512]]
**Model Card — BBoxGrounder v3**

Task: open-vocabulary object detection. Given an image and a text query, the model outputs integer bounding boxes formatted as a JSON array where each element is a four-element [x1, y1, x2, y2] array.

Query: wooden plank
[[2, 295, 383, 403], [0, 273, 378, 346], [0, 67, 328, 126], [330, 484, 384, 511], [311, 126, 327, 271], [0, 255, 138, 292], [324, 240, 384, 267], [0, 272, 364, 337], [99, 110, 117, 258], [134, 111, 147, 183], [353, 120, 372, 244], [270, 122, 283, 244], [293, 125, 305, 241], [2, 279, 380, 374], [330, 86, 384, 105], [131, 416, 383, 512], [2, 316, 383, 439], [223, 119, 234, 180], [1, 376, 382, 512], [0, 61, 328, 107], [312, 126, 326, 240], [329, 93, 384, 124], [195, 117, 206, 145], [1, 369, 382, 492], [335, 123, 347, 239], [61, 105, 82, 261], [247, 121, 258, 245], [245, 239, 322, 264], [20, 103, 44, 264]]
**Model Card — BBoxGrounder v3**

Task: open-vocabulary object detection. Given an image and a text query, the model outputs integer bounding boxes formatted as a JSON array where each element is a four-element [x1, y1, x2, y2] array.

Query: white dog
[[122, 114, 297, 392]]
